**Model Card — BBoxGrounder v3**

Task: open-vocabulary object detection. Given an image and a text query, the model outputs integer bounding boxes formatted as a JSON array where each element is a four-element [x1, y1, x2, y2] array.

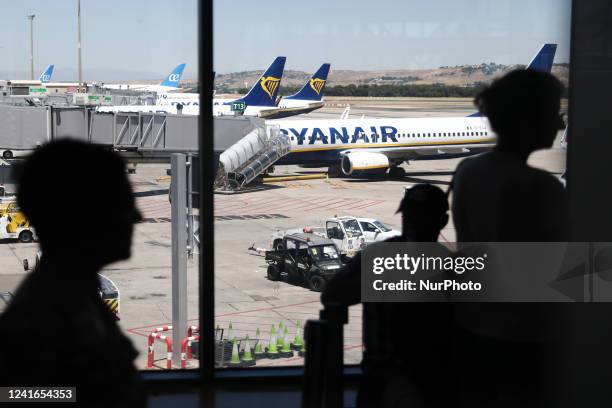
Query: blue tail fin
[[39, 64, 54, 83], [285, 63, 330, 101], [159, 63, 186, 87], [234, 57, 286, 107], [526, 43, 557, 72]]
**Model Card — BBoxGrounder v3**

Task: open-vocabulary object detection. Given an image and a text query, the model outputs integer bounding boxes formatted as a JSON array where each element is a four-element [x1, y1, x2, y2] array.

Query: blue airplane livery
[[38, 65, 54, 83], [274, 63, 331, 118], [230, 56, 286, 108], [159, 63, 187, 88], [284, 63, 330, 102]]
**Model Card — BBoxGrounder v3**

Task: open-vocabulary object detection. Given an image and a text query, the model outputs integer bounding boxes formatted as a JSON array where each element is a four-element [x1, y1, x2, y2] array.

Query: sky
[[0, 0, 570, 80]]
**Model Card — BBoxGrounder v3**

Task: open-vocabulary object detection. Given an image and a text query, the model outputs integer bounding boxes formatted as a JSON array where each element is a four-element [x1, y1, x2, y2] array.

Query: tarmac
[[0, 97, 567, 369]]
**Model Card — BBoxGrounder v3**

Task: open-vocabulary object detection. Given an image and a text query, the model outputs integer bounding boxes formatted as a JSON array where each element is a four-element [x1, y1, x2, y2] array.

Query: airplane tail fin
[[526, 43, 557, 72], [39, 64, 54, 83], [285, 63, 330, 101], [235, 57, 286, 107], [159, 63, 186, 87]]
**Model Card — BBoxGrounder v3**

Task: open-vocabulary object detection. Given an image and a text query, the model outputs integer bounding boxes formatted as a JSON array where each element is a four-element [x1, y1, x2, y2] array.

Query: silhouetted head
[[396, 184, 449, 241], [475, 69, 565, 156], [17, 140, 142, 270]]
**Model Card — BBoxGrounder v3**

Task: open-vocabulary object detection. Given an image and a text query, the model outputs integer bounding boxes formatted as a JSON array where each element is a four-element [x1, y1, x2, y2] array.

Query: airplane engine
[[341, 152, 390, 175]]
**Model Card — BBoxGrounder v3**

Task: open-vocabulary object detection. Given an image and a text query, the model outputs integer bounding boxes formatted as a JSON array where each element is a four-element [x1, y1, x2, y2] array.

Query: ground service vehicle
[[0, 202, 36, 243], [271, 216, 400, 256], [265, 233, 343, 292]]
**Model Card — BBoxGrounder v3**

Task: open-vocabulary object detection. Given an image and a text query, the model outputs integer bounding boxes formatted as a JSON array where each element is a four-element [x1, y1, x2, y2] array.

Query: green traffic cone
[[253, 328, 265, 360], [267, 324, 280, 359], [228, 339, 241, 367], [279, 326, 294, 358], [241, 335, 256, 367], [291, 320, 304, 351], [277, 322, 284, 347], [298, 338, 306, 358]]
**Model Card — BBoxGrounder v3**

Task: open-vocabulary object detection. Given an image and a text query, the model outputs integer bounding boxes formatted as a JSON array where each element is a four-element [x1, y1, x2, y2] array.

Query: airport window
[[0, 0, 200, 374], [0, 0, 572, 386]]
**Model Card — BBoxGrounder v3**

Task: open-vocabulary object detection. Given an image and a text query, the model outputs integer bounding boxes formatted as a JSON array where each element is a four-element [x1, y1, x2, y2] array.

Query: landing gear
[[388, 166, 406, 179], [327, 165, 342, 178]]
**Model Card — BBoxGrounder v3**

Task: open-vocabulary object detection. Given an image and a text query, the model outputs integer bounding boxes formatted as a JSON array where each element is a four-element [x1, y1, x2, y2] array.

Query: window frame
[[143, 0, 598, 389]]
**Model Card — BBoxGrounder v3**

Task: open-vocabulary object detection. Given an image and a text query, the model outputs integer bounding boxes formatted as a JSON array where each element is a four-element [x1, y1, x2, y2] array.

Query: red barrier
[[147, 325, 173, 369], [187, 325, 199, 338], [180, 335, 200, 368]]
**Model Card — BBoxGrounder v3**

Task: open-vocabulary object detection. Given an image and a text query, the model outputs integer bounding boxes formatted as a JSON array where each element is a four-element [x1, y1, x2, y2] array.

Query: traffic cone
[[253, 328, 266, 360], [267, 324, 280, 359], [279, 326, 294, 358], [291, 320, 304, 351], [228, 339, 241, 367], [277, 322, 285, 348], [241, 335, 256, 367], [298, 338, 306, 358]]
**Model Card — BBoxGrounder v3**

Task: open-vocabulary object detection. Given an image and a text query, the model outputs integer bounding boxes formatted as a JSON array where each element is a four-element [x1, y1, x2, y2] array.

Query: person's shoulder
[[454, 152, 497, 177], [384, 236, 404, 243], [526, 166, 566, 193]]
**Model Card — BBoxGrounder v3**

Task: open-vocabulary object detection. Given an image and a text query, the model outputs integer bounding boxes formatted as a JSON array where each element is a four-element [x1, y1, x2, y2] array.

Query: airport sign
[[28, 87, 48, 96], [231, 101, 246, 113]]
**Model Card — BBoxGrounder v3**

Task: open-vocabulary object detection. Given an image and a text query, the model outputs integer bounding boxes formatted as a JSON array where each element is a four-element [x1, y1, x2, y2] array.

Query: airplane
[[103, 58, 288, 117], [275, 63, 331, 117], [158, 61, 330, 119], [267, 43, 558, 179], [213, 56, 286, 118], [100, 63, 186, 93], [38, 65, 54, 83]]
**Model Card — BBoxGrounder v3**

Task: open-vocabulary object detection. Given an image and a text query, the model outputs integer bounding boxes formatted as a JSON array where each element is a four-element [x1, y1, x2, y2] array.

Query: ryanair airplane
[[276, 63, 331, 117], [268, 43, 558, 178], [213, 56, 286, 118]]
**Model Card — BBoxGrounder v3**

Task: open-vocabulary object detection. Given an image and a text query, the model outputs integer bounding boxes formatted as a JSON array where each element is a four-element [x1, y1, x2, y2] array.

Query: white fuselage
[[158, 92, 200, 106], [267, 116, 496, 165], [101, 84, 179, 93]]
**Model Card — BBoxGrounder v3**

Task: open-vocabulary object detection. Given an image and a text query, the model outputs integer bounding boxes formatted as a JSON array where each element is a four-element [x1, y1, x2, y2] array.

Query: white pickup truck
[[271, 216, 400, 256]]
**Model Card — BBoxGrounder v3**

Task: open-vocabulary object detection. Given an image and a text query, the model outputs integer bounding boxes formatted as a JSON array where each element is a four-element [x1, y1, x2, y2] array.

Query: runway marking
[[215, 214, 290, 221], [126, 300, 320, 337], [136, 194, 387, 219]]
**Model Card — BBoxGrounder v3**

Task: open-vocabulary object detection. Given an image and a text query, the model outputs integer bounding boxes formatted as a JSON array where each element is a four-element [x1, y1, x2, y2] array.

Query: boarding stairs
[[214, 124, 290, 192]]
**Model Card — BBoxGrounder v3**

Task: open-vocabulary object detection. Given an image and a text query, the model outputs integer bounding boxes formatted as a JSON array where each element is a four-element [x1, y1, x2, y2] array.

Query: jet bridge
[[214, 122, 290, 192], [0, 105, 291, 189]]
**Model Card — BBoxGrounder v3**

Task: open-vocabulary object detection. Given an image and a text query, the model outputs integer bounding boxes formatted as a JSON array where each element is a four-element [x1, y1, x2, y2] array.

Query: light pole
[[27, 14, 35, 80], [77, 0, 83, 93]]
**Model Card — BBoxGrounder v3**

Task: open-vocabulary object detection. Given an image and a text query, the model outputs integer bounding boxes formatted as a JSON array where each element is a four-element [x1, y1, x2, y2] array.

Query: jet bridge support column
[[171, 153, 188, 368]]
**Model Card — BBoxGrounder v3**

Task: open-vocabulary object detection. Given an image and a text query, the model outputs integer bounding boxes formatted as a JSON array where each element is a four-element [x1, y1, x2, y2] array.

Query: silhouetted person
[[323, 184, 454, 407], [0, 140, 145, 407], [451, 69, 567, 406]]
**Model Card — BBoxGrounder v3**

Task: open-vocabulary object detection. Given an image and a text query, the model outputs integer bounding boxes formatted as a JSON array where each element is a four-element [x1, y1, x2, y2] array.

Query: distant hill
[[214, 63, 569, 93]]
